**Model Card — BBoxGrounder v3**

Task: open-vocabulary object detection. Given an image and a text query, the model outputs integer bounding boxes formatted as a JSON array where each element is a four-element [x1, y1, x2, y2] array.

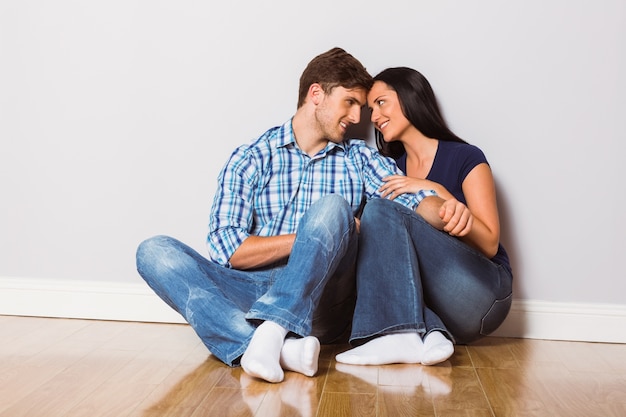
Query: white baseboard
[[1, 277, 625, 344], [489, 299, 626, 343], [0, 277, 186, 324]]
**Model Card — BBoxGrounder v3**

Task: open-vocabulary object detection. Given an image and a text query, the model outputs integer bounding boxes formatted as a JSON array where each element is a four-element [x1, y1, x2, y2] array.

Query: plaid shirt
[[207, 119, 436, 266]]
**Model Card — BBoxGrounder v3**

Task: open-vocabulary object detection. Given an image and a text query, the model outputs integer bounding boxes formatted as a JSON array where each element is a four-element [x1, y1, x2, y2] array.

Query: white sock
[[422, 331, 454, 366], [279, 336, 320, 377], [335, 333, 424, 365], [241, 321, 287, 383]]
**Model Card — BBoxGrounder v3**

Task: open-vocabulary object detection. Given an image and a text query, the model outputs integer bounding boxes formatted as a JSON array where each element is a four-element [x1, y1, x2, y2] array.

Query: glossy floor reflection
[[1, 316, 625, 416]]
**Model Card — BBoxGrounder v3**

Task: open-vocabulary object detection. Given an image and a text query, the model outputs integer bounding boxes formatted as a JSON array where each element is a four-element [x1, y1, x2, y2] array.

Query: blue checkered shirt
[[207, 119, 436, 266]]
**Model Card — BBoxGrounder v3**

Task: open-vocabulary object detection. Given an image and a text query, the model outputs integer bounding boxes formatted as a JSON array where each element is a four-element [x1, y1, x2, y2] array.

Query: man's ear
[[308, 83, 324, 105]]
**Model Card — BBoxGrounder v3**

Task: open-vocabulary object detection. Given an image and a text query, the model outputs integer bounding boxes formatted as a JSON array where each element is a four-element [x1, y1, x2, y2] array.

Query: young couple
[[136, 47, 513, 383]]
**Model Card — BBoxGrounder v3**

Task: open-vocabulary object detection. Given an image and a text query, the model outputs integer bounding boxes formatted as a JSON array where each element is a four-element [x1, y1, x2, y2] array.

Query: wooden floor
[[1, 316, 625, 417]]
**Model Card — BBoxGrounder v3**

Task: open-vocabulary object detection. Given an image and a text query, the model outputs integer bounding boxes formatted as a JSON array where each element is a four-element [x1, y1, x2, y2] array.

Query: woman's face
[[367, 80, 412, 142]]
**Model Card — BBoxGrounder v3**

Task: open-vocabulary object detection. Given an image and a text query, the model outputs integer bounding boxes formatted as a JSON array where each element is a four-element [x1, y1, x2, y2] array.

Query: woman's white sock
[[335, 333, 424, 365], [422, 331, 454, 365]]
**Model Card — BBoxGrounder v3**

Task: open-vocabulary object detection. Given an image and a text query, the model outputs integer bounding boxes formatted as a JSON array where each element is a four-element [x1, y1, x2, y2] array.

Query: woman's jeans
[[350, 198, 513, 345], [136, 195, 358, 366]]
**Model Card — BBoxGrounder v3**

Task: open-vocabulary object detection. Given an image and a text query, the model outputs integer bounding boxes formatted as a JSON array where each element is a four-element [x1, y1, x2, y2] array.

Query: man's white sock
[[241, 321, 287, 383], [280, 336, 320, 377]]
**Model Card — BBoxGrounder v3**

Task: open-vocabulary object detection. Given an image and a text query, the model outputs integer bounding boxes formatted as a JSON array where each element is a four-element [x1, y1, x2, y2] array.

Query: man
[[136, 47, 437, 383]]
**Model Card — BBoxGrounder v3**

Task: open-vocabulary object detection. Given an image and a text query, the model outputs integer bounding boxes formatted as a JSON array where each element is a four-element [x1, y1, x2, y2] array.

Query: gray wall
[[2, 0, 625, 305]]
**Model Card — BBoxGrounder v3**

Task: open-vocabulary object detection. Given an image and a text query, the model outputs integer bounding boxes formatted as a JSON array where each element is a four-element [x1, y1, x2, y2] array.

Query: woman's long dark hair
[[373, 67, 466, 159]]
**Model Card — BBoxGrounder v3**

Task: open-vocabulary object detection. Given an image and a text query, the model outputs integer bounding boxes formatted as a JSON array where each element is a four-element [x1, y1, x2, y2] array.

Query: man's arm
[[229, 234, 296, 270], [207, 145, 262, 267], [414, 195, 447, 230]]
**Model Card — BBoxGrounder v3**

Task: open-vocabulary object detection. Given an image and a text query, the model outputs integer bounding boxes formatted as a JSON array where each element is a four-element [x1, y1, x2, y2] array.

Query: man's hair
[[297, 47, 373, 108]]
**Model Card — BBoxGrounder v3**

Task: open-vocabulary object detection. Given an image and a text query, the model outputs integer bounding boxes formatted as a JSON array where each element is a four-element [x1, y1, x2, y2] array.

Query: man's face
[[315, 86, 367, 143]]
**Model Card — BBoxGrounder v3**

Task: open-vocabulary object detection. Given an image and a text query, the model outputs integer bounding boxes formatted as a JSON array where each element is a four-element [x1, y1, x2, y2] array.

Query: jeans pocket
[[480, 293, 513, 336]]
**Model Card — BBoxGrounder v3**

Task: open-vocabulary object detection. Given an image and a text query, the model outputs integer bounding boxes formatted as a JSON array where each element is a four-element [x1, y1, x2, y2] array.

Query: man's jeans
[[350, 198, 513, 345], [136, 195, 358, 366]]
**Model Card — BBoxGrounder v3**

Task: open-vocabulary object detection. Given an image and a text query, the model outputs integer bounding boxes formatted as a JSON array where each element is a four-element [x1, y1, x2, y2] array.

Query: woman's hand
[[388, 163, 500, 258], [439, 198, 473, 237], [379, 175, 436, 199], [381, 174, 473, 235]]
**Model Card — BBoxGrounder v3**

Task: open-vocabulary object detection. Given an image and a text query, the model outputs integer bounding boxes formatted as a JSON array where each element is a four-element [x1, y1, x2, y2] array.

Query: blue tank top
[[396, 141, 512, 274]]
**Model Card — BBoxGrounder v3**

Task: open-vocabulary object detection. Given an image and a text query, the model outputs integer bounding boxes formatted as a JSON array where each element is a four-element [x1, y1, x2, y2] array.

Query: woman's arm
[[381, 163, 501, 258], [379, 175, 455, 201], [456, 163, 500, 258]]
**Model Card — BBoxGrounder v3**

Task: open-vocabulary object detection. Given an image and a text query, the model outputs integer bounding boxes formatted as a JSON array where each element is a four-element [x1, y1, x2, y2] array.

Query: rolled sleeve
[[392, 189, 438, 211], [206, 147, 257, 267], [207, 226, 248, 267], [415, 189, 438, 203], [356, 142, 438, 210]]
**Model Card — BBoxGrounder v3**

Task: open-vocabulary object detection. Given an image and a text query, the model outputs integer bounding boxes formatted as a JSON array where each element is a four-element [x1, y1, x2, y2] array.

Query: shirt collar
[[276, 119, 297, 148], [277, 118, 347, 154]]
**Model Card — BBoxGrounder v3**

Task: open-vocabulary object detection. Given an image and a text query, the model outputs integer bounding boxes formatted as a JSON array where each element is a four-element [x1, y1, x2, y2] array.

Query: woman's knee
[[360, 199, 412, 236], [361, 198, 411, 222], [362, 198, 391, 216]]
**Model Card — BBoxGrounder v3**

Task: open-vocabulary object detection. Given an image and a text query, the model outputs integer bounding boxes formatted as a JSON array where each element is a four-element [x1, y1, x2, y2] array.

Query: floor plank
[[1, 316, 626, 417]]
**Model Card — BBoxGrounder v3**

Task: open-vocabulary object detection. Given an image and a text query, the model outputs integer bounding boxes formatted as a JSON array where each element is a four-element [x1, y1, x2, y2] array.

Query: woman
[[336, 67, 513, 366]]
